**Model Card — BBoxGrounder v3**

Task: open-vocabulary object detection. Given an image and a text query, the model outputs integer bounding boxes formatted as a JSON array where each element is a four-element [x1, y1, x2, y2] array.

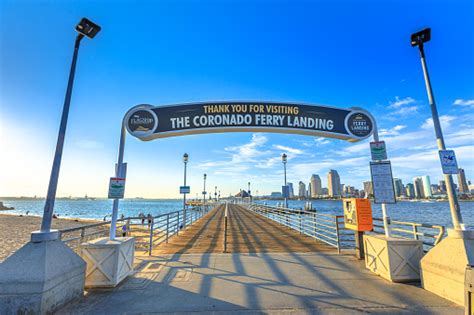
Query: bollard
[[354, 231, 365, 260], [466, 265, 474, 315]]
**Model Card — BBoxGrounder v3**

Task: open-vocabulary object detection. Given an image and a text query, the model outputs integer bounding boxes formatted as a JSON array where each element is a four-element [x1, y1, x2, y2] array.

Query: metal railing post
[[166, 214, 170, 243], [299, 213, 302, 234], [149, 218, 154, 256], [335, 216, 341, 254], [413, 224, 419, 240], [177, 212, 180, 236], [224, 203, 228, 253]]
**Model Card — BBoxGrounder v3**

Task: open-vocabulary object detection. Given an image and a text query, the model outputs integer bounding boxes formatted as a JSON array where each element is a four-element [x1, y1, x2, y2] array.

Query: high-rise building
[[287, 182, 294, 198], [363, 181, 373, 198], [413, 177, 424, 199], [327, 170, 341, 197], [321, 187, 329, 195], [431, 184, 440, 195], [298, 181, 306, 198], [307, 182, 312, 198], [458, 168, 469, 193], [393, 178, 404, 197], [421, 175, 432, 198], [310, 174, 322, 198], [406, 183, 415, 198]]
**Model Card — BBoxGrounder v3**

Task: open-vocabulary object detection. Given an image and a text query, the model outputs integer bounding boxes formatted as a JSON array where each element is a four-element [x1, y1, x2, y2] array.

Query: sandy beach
[[0, 214, 101, 262]]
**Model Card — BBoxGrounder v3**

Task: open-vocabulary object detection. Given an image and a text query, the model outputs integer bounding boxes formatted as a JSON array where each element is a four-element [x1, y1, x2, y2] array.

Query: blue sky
[[1, 0, 473, 198]]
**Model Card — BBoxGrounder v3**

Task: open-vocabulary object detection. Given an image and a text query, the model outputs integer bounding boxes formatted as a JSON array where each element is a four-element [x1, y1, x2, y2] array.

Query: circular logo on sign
[[127, 108, 158, 138], [346, 112, 373, 138]]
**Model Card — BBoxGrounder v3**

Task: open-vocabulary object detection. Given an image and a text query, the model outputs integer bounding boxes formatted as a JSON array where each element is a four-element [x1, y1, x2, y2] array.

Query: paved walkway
[[149, 204, 333, 254], [62, 252, 462, 314]]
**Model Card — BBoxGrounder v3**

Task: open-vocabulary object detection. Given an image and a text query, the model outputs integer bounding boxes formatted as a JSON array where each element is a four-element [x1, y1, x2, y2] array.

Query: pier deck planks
[[150, 204, 333, 254]]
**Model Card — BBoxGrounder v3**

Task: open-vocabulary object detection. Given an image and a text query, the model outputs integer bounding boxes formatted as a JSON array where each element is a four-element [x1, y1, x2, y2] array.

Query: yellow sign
[[343, 198, 373, 231]]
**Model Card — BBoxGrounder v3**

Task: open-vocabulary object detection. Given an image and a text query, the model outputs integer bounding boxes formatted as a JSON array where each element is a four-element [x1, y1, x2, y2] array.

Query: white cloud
[[391, 105, 419, 116], [454, 99, 474, 107], [272, 144, 304, 155], [421, 115, 456, 130], [379, 125, 407, 137], [389, 96, 415, 108]]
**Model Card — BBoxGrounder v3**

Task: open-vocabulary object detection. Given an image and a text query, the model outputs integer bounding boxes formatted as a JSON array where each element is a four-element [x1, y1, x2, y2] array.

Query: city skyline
[[1, 1, 473, 198]]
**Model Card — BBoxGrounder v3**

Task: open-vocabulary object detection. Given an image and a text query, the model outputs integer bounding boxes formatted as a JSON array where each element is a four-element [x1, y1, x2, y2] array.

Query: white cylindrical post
[[110, 124, 127, 240]]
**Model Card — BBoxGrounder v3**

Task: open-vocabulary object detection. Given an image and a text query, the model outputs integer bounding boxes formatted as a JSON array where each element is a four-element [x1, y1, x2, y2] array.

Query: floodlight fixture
[[76, 18, 101, 39], [204, 173, 207, 180], [183, 153, 189, 163], [411, 28, 431, 47], [282, 153, 287, 164]]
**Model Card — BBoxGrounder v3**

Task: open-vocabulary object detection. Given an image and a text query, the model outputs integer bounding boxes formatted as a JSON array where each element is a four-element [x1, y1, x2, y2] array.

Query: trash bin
[[466, 265, 474, 315]]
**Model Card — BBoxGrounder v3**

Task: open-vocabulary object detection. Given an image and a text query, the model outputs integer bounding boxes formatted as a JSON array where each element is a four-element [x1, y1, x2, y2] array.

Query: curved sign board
[[125, 102, 374, 142]]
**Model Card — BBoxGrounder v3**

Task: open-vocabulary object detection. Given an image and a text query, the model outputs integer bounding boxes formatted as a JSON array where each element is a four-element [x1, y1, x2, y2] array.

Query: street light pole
[[203, 174, 207, 206], [248, 181, 251, 203], [411, 28, 464, 230], [214, 186, 217, 202], [282, 154, 288, 208], [183, 153, 189, 225], [32, 18, 101, 242]]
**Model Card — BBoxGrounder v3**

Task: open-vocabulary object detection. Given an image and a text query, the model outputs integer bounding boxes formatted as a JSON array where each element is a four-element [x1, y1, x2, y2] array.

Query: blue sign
[[439, 150, 458, 174], [180, 186, 190, 194]]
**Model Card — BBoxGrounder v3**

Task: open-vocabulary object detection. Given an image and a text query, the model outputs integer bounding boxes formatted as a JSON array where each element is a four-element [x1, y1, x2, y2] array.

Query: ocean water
[[1, 198, 473, 228]]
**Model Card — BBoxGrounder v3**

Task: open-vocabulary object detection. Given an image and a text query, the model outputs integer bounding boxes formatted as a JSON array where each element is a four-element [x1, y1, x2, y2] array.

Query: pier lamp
[[32, 17, 101, 242], [248, 181, 251, 203], [282, 154, 288, 208], [411, 27, 464, 230], [182, 153, 189, 224], [203, 174, 207, 206], [215, 186, 217, 202]]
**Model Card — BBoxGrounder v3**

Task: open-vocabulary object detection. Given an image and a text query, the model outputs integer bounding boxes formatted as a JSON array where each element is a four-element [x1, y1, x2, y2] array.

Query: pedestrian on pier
[[121, 224, 127, 237], [139, 212, 145, 225]]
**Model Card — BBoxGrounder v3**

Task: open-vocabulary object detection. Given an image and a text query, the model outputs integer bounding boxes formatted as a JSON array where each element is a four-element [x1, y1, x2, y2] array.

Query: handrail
[[58, 205, 215, 252], [372, 217, 445, 250], [246, 203, 354, 251]]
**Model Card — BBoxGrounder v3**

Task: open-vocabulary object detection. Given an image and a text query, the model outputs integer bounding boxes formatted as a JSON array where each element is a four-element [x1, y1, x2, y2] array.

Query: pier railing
[[372, 217, 445, 251], [59, 205, 213, 252], [247, 203, 353, 253]]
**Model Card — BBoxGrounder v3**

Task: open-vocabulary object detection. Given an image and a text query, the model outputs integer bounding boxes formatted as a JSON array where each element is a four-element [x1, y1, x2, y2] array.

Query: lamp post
[[411, 28, 464, 230], [214, 186, 217, 202], [183, 153, 189, 225], [282, 153, 288, 208], [203, 174, 207, 206], [32, 18, 101, 242]]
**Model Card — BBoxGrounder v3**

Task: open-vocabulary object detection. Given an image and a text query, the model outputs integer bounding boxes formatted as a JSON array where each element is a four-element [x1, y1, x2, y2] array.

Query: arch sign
[[124, 102, 375, 142]]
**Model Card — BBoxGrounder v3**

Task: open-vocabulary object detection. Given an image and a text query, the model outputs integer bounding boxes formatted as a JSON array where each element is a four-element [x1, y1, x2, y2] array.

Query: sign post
[[370, 162, 396, 204]]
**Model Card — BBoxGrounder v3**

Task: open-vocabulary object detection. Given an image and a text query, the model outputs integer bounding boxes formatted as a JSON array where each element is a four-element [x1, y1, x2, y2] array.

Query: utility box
[[343, 198, 373, 231]]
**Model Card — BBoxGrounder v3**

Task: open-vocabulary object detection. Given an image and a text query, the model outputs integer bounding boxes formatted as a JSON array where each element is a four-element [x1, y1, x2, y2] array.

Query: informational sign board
[[439, 150, 459, 174], [370, 141, 387, 161], [343, 198, 373, 231], [108, 177, 126, 199], [124, 102, 375, 143], [370, 161, 396, 204], [180, 186, 190, 194], [282, 185, 290, 198]]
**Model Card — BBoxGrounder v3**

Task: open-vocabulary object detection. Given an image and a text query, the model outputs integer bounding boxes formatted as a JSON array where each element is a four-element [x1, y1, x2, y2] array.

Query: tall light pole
[[182, 153, 189, 224], [32, 18, 101, 242], [214, 186, 217, 202], [203, 173, 207, 206], [282, 153, 288, 208], [411, 28, 464, 230]]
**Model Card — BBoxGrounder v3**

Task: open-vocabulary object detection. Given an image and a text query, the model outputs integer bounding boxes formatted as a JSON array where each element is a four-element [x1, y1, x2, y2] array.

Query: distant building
[[422, 176, 432, 198], [287, 182, 295, 198], [431, 184, 440, 195], [363, 181, 373, 198], [298, 181, 306, 198], [458, 168, 469, 193], [439, 180, 447, 193], [406, 183, 415, 198], [327, 170, 341, 197], [308, 182, 312, 197], [310, 174, 322, 198], [393, 178, 404, 197], [321, 187, 329, 195], [270, 192, 282, 198], [413, 177, 424, 199]]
